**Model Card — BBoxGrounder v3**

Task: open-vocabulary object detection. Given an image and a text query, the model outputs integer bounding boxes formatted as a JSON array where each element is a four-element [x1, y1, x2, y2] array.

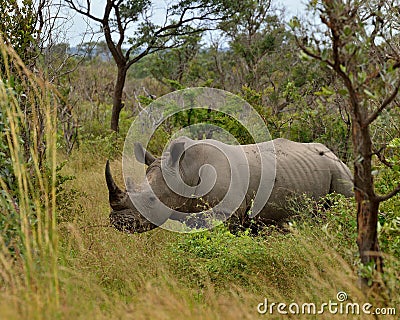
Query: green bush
[[167, 225, 307, 294], [375, 137, 400, 259]]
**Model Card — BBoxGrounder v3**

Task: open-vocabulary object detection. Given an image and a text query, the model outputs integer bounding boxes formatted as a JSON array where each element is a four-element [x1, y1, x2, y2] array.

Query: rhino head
[[105, 141, 187, 233]]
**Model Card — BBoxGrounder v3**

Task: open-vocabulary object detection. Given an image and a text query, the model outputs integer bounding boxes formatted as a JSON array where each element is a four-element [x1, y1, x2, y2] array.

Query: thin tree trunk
[[111, 66, 127, 132], [356, 195, 381, 264], [352, 121, 383, 285]]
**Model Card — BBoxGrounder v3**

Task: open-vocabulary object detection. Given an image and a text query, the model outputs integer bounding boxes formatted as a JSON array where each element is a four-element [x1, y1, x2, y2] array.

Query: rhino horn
[[105, 160, 127, 210]]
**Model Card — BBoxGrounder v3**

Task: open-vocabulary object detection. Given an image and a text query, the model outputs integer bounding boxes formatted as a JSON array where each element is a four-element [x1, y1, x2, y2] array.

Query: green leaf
[[358, 71, 367, 83], [289, 17, 300, 29], [364, 89, 376, 99], [343, 25, 352, 37], [388, 138, 400, 148], [319, 86, 335, 96], [321, 49, 329, 61], [300, 50, 312, 61]]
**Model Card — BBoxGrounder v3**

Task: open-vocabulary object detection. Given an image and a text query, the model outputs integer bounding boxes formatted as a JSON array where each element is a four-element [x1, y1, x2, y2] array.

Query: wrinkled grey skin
[[106, 137, 353, 233]]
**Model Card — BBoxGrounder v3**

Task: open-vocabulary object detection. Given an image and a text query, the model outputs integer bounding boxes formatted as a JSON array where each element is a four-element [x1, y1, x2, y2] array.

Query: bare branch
[[295, 37, 334, 68], [376, 183, 400, 202], [64, 0, 103, 23], [102, 1, 124, 65], [373, 146, 394, 169], [114, 4, 126, 50]]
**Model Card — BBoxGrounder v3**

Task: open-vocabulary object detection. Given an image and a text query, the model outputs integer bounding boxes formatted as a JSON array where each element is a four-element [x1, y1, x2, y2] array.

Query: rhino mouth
[[109, 209, 157, 233]]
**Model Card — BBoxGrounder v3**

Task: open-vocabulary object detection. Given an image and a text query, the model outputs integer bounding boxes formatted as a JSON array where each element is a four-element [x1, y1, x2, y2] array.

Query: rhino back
[[276, 139, 332, 191], [258, 139, 340, 221]]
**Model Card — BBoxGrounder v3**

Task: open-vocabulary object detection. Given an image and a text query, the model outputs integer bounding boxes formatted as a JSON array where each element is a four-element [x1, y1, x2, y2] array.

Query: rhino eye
[[149, 195, 157, 202]]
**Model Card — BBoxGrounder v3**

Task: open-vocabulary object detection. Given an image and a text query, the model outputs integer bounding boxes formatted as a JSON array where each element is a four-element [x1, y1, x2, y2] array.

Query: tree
[[0, 0, 38, 69], [219, 0, 288, 91], [292, 0, 400, 286], [66, 0, 238, 131], [0, 0, 48, 164], [203, 1, 329, 119], [144, 32, 203, 89]]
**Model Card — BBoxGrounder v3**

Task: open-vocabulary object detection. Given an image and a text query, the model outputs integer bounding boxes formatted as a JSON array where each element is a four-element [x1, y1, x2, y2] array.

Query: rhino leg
[[226, 203, 262, 235], [177, 210, 230, 229]]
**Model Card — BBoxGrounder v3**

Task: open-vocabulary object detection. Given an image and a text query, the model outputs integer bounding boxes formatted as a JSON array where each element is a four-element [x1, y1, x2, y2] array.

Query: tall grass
[[0, 40, 59, 317]]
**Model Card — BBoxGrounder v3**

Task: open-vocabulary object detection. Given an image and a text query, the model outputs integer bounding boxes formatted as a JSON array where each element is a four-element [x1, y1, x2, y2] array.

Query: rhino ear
[[169, 141, 185, 166], [134, 142, 156, 166]]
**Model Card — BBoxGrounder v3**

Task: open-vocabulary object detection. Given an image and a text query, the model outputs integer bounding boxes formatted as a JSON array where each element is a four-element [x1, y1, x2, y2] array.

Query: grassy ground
[[19, 148, 393, 319]]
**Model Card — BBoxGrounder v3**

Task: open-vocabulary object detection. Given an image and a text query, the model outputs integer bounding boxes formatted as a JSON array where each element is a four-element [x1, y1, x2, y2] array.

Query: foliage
[[238, 85, 352, 159], [375, 137, 400, 259], [63, 0, 351, 156], [0, 0, 37, 69], [54, 162, 84, 224], [0, 67, 26, 252], [0, 106, 17, 192], [80, 130, 124, 160], [0, 40, 60, 313], [0, 0, 49, 168], [168, 225, 306, 292], [144, 33, 203, 88], [219, 0, 290, 91]]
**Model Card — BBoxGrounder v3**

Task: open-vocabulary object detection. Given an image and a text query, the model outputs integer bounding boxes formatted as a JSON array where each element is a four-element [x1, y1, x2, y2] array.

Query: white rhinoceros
[[106, 137, 353, 233]]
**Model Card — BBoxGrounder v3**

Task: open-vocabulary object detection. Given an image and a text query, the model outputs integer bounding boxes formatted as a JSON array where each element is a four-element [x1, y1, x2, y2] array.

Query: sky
[[277, 0, 307, 15], [64, 0, 307, 47]]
